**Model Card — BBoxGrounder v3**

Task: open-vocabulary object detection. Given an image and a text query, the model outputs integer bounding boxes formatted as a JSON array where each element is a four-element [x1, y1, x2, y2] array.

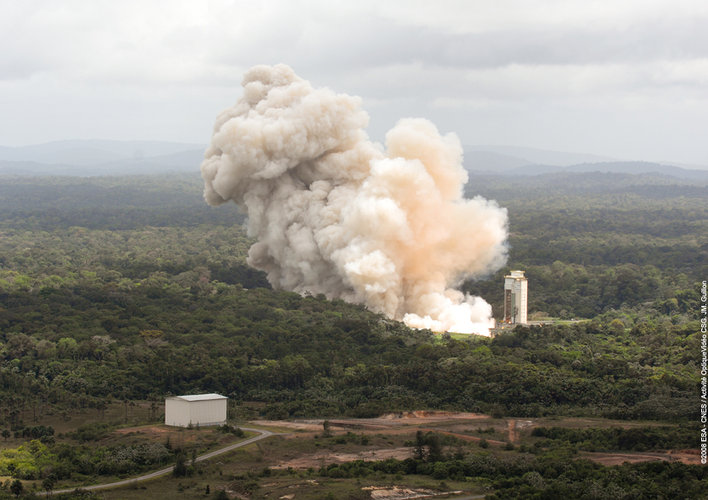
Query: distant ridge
[[464, 145, 708, 181], [0, 139, 205, 176], [465, 145, 616, 167], [1, 140, 706, 179]]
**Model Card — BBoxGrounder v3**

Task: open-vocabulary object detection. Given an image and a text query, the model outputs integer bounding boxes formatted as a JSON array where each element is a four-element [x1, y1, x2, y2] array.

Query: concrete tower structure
[[503, 270, 528, 324]]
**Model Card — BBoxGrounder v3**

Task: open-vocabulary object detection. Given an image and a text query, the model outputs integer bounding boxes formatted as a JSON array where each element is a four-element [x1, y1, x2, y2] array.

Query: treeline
[[316, 454, 706, 499], [0, 174, 209, 212], [0, 438, 171, 480], [0, 174, 244, 230], [2, 172, 704, 321], [0, 225, 265, 286], [0, 172, 703, 425], [0, 277, 698, 421], [466, 170, 708, 203], [530, 425, 695, 452], [465, 262, 699, 320], [463, 173, 705, 320]]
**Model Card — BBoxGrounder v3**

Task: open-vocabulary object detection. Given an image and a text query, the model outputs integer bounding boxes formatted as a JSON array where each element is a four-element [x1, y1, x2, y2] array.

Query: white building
[[503, 270, 528, 324], [164, 393, 227, 427]]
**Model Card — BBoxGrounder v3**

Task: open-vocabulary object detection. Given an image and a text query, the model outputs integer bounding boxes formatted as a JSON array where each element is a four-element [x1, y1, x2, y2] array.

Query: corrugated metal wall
[[165, 398, 227, 427], [188, 399, 227, 426]]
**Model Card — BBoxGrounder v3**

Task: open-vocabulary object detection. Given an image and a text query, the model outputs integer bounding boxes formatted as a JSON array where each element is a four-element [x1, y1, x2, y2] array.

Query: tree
[[412, 431, 443, 462], [426, 433, 443, 462], [10, 479, 23, 497], [414, 430, 426, 460], [43, 475, 56, 495], [173, 452, 187, 477]]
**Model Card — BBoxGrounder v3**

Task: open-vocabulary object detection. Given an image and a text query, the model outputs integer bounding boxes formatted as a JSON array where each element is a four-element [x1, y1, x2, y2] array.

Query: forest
[[0, 170, 705, 498]]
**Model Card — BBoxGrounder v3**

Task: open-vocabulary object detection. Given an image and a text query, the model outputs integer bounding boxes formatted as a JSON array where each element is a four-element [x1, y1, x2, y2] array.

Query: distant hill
[[0, 139, 204, 164], [2, 140, 707, 180], [564, 161, 708, 179], [499, 161, 708, 181], [464, 145, 708, 181], [0, 160, 90, 176], [464, 145, 616, 169], [463, 150, 532, 173], [0, 139, 205, 176]]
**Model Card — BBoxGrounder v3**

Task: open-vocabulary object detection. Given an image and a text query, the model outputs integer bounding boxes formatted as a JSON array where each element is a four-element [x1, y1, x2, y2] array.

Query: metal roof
[[174, 393, 227, 402]]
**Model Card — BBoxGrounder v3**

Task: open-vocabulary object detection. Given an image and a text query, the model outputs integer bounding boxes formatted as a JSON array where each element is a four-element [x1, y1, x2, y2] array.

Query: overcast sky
[[1, 0, 707, 165]]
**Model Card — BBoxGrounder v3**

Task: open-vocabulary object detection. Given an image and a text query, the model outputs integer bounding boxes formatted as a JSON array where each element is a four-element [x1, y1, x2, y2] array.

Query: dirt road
[[46, 427, 279, 495]]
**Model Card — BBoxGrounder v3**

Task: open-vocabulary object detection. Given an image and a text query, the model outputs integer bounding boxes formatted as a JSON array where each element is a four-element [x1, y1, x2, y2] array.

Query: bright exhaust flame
[[201, 64, 507, 335]]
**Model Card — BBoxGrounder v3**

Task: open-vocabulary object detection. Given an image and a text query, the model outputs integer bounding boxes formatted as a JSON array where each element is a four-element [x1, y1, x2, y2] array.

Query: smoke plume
[[201, 64, 508, 335]]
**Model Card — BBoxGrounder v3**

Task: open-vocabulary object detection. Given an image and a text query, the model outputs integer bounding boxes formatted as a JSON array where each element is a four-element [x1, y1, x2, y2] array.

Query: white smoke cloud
[[201, 64, 508, 335]]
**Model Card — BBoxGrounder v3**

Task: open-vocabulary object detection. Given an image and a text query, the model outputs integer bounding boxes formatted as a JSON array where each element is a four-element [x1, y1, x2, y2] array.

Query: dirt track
[[255, 411, 490, 432], [47, 427, 277, 495], [254, 412, 701, 467]]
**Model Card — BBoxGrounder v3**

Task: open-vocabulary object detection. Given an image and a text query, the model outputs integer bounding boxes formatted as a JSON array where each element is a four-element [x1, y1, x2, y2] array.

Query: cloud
[[1, 0, 707, 163], [4, 1, 707, 88]]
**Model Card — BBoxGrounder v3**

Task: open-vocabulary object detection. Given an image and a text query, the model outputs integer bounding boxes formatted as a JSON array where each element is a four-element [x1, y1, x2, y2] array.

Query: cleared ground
[[2, 408, 699, 499]]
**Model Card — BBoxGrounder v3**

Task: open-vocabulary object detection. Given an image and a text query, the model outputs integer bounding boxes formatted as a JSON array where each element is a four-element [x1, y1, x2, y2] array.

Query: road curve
[[47, 427, 277, 495]]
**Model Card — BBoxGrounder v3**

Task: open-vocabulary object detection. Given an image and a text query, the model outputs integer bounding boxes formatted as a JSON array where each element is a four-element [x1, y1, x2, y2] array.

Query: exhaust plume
[[201, 64, 507, 335]]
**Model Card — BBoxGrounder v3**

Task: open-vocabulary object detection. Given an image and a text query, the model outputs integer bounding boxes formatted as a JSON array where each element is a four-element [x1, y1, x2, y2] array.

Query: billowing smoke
[[201, 64, 508, 335]]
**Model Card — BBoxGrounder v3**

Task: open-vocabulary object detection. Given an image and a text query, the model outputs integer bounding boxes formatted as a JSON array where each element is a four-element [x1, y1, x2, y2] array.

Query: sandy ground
[[583, 449, 702, 466], [257, 482, 463, 500], [364, 486, 463, 499], [272, 447, 414, 469]]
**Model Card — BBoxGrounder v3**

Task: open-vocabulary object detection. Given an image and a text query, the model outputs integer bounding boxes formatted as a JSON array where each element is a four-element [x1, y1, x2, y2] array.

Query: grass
[[99, 466, 482, 500], [95, 422, 498, 499], [7, 399, 160, 436]]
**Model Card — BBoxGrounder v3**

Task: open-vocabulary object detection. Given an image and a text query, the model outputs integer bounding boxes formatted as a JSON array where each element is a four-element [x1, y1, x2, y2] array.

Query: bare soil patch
[[363, 485, 463, 499], [272, 447, 413, 469], [583, 449, 701, 466]]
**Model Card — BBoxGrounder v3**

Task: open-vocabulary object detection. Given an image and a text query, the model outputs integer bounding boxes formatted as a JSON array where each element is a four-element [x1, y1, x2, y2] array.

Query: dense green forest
[[0, 172, 703, 424], [0, 171, 705, 498], [463, 172, 705, 320]]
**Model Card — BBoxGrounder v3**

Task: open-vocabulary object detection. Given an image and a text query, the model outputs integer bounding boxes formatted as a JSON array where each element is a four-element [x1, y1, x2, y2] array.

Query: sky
[[1, 0, 707, 165]]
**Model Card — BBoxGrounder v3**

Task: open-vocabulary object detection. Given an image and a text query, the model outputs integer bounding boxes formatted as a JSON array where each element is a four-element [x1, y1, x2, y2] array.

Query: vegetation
[[530, 425, 695, 452], [463, 171, 706, 321], [0, 170, 704, 498], [0, 438, 171, 479], [317, 454, 707, 499]]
